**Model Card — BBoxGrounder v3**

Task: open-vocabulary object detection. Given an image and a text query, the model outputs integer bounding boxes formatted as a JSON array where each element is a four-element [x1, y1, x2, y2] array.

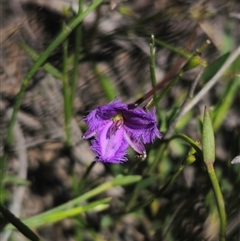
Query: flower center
[[112, 114, 124, 129], [106, 114, 124, 139], [112, 114, 123, 122]]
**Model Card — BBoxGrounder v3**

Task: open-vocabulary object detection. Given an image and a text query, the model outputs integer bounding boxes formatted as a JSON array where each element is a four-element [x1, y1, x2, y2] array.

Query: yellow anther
[[112, 114, 123, 122]]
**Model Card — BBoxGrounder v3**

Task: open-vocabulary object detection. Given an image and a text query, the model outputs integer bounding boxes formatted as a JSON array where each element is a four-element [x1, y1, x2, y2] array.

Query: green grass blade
[[5, 198, 111, 230], [94, 65, 117, 101]]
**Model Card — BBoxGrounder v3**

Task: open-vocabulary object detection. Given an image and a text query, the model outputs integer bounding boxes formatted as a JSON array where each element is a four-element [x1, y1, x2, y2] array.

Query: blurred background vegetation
[[0, 0, 239, 241]]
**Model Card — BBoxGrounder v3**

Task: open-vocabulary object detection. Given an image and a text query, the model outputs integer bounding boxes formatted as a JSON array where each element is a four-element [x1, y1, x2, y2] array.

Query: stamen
[[106, 119, 124, 139], [112, 114, 123, 122]]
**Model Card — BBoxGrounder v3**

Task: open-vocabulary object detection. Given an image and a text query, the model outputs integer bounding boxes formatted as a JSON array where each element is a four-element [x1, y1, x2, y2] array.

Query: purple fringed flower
[[82, 98, 162, 163]]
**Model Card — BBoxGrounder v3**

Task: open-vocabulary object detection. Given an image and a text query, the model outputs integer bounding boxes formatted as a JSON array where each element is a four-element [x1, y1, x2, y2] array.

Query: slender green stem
[[0, 205, 43, 241], [62, 34, 72, 146], [206, 164, 227, 241], [150, 35, 157, 90], [149, 35, 161, 119], [71, 0, 83, 109]]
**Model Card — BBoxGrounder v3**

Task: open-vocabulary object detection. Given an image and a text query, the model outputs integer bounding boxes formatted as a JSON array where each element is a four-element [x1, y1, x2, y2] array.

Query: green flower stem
[[0, 0, 104, 203], [62, 35, 72, 146], [205, 163, 227, 241], [203, 106, 226, 241], [150, 35, 157, 90], [202, 106, 215, 164], [71, 0, 84, 109], [150, 35, 161, 119], [0, 205, 42, 241]]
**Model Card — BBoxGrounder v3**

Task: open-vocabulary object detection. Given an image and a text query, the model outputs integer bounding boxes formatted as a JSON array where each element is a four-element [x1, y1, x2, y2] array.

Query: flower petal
[[123, 107, 161, 143], [123, 107, 156, 130], [83, 98, 127, 130], [91, 121, 128, 163], [124, 131, 146, 154], [97, 98, 127, 120], [82, 129, 96, 139]]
